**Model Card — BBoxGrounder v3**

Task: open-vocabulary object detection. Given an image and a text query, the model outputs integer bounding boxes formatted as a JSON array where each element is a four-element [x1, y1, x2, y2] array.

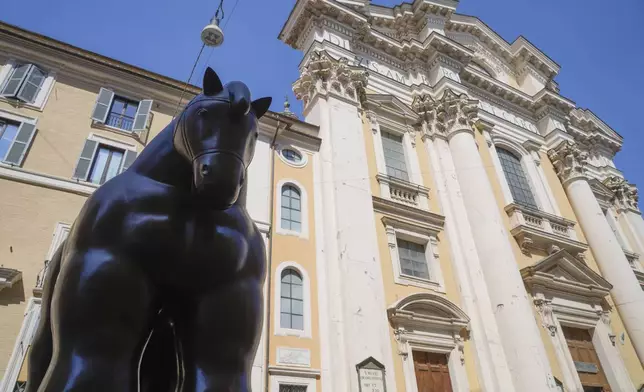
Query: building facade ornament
[[547, 141, 589, 184], [454, 335, 466, 364], [412, 89, 478, 141], [534, 298, 558, 337], [604, 176, 640, 213], [393, 328, 409, 358], [293, 51, 369, 108]]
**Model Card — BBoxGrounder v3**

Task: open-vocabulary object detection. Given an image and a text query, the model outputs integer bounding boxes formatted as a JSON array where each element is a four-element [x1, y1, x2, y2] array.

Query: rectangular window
[[72, 138, 137, 183], [382, 131, 409, 181], [0, 118, 37, 166], [0, 121, 20, 161], [106, 96, 139, 131], [0, 63, 47, 104], [397, 238, 429, 280], [88, 145, 125, 185], [279, 385, 307, 392]]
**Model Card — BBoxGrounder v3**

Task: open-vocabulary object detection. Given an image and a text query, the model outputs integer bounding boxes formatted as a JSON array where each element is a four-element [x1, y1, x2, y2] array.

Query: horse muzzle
[[193, 151, 245, 209]]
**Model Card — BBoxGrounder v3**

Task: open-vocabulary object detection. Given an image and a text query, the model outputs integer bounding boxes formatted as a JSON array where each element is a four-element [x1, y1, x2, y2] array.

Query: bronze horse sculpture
[[26, 67, 271, 392]]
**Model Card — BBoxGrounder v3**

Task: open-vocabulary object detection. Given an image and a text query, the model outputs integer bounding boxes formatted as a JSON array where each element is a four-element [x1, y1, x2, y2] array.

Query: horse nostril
[[200, 164, 210, 177]]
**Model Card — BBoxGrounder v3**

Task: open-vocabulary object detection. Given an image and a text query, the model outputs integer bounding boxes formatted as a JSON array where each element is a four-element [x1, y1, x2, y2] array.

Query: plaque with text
[[357, 357, 387, 392]]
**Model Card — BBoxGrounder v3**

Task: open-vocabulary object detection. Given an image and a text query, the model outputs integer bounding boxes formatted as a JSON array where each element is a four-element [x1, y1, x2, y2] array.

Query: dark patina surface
[[26, 68, 271, 392]]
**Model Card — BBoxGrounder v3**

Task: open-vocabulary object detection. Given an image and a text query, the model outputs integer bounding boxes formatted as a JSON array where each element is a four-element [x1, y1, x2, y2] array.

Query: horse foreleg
[[25, 240, 65, 392]]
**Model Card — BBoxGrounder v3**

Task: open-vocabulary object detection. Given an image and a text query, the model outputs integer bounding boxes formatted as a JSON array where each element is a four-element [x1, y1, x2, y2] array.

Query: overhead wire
[[198, 0, 242, 80], [172, 0, 233, 119]]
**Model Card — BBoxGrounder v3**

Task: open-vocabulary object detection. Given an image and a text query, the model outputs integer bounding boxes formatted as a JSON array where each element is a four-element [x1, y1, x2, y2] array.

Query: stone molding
[[293, 50, 369, 109], [603, 175, 640, 213], [412, 89, 478, 141], [547, 141, 589, 185], [533, 298, 557, 337]]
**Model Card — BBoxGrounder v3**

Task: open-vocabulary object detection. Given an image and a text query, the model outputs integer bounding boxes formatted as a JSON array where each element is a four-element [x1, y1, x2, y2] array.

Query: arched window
[[497, 148, 537, 208], [280, 268, 304, 330], [281, 185, 301, 232]]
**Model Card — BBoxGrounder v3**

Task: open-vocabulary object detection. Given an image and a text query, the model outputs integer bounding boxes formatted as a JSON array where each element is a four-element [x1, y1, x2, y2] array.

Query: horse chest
[[182, 217, 250, 265]]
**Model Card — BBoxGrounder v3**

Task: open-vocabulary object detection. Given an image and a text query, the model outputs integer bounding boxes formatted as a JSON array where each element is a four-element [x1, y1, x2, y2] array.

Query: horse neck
[[128, 121, 192, 191]]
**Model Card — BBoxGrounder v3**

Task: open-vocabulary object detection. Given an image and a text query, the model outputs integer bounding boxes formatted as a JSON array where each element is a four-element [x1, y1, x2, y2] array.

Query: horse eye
[[255, 132, 259, 139], [197, 108, 208, 116]]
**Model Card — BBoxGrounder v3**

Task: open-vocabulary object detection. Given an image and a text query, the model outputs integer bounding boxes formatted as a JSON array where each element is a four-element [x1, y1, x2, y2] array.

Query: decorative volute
[[604, 176, 640, 213], [293, 51, 369, 108], [547, 141, 589, 184], [412, 89, 478, 140]]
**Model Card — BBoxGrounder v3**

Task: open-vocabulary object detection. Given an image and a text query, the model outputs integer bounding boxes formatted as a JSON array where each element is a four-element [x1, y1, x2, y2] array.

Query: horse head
[[173, 67, 271, 209]]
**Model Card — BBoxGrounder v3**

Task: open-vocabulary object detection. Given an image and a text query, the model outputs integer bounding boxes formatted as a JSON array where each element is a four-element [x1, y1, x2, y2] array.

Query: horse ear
[[251, 97, 272, 119], [203, 67, 224, 96]]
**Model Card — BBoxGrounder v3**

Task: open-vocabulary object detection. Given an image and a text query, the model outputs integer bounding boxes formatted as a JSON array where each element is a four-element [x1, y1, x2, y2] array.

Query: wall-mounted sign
[[357, 357, 387, 392]]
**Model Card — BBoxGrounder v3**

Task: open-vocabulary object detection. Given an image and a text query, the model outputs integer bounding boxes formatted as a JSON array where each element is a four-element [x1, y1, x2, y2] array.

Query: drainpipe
[[263, 119, 282, 392]]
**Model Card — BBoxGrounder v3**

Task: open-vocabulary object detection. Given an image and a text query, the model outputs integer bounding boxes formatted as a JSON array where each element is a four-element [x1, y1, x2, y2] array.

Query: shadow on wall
[[0, 280, 26, 306]]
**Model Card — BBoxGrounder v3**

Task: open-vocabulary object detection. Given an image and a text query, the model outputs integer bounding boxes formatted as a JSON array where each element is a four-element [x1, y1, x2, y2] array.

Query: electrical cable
[[172, 0, 229, 119]]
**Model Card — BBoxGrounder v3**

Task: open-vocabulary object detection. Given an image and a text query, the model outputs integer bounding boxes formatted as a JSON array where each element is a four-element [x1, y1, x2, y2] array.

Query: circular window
[[281, 148, 302, 164]]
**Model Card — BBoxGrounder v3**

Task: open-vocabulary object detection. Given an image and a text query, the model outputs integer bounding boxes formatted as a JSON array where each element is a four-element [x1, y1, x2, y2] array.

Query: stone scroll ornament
[[26, 68, 272, 392]]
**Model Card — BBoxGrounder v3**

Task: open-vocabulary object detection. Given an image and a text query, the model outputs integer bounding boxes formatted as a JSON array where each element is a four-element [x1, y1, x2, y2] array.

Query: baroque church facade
[[0, 1, 643, 391]]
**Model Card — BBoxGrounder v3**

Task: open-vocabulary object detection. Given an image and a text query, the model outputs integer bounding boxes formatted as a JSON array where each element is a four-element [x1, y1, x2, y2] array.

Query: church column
[[548, 142, 644, 362], [604, 176, 644, 258], [294, 52, 397, 392], [416, 91, 556, 392]]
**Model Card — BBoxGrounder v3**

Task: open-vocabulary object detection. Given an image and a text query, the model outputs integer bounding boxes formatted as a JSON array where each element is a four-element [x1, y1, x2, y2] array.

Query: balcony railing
[[376, 174, 430, 210], [33, 259, 49, 296], [505, 203, 588, 256], [106, 113, 134, 131]]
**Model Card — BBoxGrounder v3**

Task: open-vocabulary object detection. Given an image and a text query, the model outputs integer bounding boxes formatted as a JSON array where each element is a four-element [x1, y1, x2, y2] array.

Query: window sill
[[276, 227, 308, 240], [395, 274, 444, 292], [275, 328, 311, 339], [0, 96, 44, 112], [90, 121, 143, 143]]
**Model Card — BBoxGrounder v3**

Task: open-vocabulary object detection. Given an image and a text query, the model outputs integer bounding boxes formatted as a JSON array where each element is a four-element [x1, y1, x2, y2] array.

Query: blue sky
[[2, 0, 643, 188]]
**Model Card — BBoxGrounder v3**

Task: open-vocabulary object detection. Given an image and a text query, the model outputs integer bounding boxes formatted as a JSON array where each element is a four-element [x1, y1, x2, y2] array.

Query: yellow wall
[[362, 116, 481, 391], [0, 181, 86, 376], [268, 149, 321, 389]]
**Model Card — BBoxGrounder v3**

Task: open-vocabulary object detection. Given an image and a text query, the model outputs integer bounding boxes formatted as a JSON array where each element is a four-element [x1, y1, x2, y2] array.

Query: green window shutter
[[16, 65, 46, 103], [132, 99, 152, 133], [0, 64, 31, 97], [3, 122, 37, 166], [91, 88, 114, 123], [120, 150, 137, 173], [72, 139, 98, 180]]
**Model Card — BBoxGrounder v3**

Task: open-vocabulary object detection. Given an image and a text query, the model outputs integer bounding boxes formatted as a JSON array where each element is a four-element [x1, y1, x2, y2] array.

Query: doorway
[[413, 351, 453, 392], [562, 326, 611, 392]]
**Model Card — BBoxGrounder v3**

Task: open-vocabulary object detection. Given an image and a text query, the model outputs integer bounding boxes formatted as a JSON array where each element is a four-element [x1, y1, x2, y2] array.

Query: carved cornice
[[569, 108, 623, 157], [445, 15, 560, 78], [604, 176, 640, 213], [292, 51, 369, 108], [548, 141, 589, 185], [412, 89, 478, 140]]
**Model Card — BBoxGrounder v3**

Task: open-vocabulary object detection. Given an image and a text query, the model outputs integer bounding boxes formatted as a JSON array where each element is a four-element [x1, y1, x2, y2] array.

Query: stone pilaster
[[293, 51, 396, 392], [548, 142, 644, 363], [418, 89, 556, 392]]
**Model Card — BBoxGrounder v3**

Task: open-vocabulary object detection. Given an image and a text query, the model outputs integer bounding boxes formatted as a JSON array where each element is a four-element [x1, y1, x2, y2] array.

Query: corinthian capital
[[547, 141, 588, 184], [293, 51, 369, 108], [412, 89, 478, 140], [604, 176, 640, 212]]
